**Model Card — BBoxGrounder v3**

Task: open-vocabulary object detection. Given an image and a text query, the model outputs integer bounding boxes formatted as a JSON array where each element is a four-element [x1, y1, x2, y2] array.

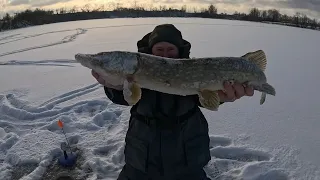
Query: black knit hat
[[148, 24, 184, 48]]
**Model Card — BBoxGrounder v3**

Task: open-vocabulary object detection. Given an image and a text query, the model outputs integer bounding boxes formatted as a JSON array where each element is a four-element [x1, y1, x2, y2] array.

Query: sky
[[0, 0, 320, 20]]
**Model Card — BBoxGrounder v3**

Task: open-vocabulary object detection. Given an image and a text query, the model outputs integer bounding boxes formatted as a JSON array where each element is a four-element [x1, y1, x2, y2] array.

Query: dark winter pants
[[117, 112, 212, 180], [117, 164, 210, 180]]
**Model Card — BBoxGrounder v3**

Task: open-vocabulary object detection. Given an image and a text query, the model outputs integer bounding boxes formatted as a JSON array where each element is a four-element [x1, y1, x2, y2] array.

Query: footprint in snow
[[206, 135, 289, 180], [209, 135, 232, 148], [10, 162, 39, 180], [210, 146, 271, 162], [209, 135, 270, 162]]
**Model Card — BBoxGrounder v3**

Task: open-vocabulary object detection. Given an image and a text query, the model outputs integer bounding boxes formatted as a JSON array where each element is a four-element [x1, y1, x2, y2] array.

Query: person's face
[[151, 42, 179, 58]]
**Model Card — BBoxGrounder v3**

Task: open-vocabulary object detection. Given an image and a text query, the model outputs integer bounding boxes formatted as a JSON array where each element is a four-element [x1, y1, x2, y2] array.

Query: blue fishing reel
[[58, 142, 77, 167]]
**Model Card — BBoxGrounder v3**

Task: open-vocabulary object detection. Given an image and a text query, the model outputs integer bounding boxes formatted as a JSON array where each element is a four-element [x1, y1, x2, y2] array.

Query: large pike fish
[[74, 50, 276, 111]]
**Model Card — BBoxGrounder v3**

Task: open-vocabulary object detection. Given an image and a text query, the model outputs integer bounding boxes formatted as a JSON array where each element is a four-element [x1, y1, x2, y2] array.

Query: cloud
[[260, 0, 320, 18], [184, 0, 320, 18], [152, 0, 184, 3], [9, 0, 28, 6], [2, 0, 320, 19], [8, 0, 72, 7], [187, 0, 320, 10], [277, 0, 320, 12]]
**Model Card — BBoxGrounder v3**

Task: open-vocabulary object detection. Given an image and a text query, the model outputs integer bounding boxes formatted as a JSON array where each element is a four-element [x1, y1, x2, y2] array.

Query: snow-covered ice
[[0, 17, 319, 180]]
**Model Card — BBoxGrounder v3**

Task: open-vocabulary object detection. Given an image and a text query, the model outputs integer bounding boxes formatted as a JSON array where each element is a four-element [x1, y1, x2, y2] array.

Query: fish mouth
[[75, 53, 95, 60], [75, 51, 139, 76], [74, 53, 89, 61], [75, 53, 102, 63], [75, 53, 104, 70]]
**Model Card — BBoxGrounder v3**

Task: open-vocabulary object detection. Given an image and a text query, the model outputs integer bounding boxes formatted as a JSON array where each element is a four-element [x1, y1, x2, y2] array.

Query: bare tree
[[208, 4, 217, 14], [131, 0, 138, 9], [116, 3, 122, 10], [301, 14, 310, 27], [2, 13, 12, 29], [261, 10, 267, 19], [267, 9, 280, 22], [147, 3, 154, 11], [81, 4, 92, 12], [200, 7, 207, 13], [280, 14, 290, 23], [107, 2, 116, 11], [193, 7, 199, 13], [69, 6, 78, 13], [249, 8, 260, 20], [293, 12, 301, 26], [181, 5, 187, 12], [159, 5, 167, 11], [58, 7, 67, 14], [92, 4, 105, 12], [310, 18, 318, 29]]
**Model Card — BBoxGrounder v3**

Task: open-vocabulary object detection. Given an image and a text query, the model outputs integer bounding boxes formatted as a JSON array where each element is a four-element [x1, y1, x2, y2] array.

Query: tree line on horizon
[[0, 3, 319, 31]]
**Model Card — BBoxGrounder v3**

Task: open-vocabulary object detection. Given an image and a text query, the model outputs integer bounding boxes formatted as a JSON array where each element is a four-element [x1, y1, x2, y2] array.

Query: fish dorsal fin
[[241, 50, 267, 72]]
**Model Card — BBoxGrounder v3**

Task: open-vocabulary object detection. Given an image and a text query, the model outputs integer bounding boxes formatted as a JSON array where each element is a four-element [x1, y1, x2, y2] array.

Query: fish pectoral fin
[[198, 90, 220, 111], [123, 78, 141, 105], [241, 50, 267, 72], [260, 92, 266, 105]]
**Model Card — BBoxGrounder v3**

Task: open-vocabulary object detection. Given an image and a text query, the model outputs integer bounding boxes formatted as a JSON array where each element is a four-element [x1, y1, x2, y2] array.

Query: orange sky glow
[[0, 0, 319, 19]]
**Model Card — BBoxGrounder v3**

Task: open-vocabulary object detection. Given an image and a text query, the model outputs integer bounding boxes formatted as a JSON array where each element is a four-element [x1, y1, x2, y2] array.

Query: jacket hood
[[137, 24, 191, 58]]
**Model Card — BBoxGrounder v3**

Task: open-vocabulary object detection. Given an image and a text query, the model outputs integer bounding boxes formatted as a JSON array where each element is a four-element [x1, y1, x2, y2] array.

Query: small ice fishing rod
[[57, 119, 77, 167], [57, 119, 73, 154]]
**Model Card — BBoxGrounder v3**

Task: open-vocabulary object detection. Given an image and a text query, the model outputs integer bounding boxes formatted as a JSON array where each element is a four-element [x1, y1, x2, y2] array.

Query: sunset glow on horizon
[[1, 0, 319, 19]]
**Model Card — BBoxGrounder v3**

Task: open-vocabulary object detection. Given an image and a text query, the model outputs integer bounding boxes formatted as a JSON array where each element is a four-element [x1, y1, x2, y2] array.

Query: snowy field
[[0, 17, 320, 180]]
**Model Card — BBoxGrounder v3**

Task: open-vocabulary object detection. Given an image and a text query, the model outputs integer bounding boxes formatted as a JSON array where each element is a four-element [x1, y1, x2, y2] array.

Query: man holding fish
[[80, 24, 273, 179]]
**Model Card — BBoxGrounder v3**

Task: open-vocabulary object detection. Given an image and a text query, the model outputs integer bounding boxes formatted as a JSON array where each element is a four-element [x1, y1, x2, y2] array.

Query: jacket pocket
[[124, 135, 149, 173], [184, 134, 211, 169]]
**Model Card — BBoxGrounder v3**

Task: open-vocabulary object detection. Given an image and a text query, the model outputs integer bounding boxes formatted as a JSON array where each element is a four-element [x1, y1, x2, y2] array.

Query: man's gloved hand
[[218, 81, 254, 102], [91, 70, 123, 90]]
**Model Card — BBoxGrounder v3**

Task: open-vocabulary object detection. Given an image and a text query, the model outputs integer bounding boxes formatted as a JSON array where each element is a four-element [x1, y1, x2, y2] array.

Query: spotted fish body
[[75, 50, 276, 111]]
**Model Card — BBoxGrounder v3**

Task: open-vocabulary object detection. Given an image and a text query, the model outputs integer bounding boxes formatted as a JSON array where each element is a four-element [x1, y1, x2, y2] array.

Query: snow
[[0, 17, 320, 180]]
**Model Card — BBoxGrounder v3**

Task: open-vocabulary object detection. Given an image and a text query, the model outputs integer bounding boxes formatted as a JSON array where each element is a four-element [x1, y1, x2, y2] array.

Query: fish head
[[75, 51, 139, 77]]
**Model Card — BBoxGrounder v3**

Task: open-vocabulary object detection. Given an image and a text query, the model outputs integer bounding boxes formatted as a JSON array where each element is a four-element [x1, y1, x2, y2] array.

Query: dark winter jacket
[[104, 29, 215, 180]]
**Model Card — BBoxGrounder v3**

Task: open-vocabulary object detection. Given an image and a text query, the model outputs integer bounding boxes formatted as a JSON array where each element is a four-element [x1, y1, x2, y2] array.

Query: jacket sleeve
[[104, 86, 129, 106]]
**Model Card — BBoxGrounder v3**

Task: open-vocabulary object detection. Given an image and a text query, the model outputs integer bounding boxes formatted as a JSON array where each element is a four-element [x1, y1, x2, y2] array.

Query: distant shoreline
[[1, 5, 319, 32]]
